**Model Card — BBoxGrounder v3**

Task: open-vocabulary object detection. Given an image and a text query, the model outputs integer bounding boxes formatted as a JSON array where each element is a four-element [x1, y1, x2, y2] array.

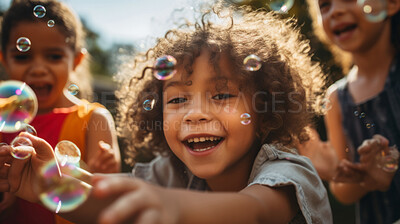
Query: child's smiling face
[[163, 49, 259, 186], [318, 0, 390, 53]]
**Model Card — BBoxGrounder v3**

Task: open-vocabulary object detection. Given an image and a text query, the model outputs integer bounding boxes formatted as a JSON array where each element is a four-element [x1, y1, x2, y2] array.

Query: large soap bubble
[[0, 80, 38, 133]]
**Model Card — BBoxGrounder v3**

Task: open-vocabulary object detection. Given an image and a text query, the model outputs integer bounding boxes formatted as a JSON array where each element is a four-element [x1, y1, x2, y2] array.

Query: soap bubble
[[0, 80, 38, 133], [153, 55, 177, 80], [268, 0, 295, 13], [23, 124, 37, 136], [143, 98, 156, 111], [320, 98, 332, 113], [376, 145, 399, 172], [240, 113, 251, 125], [357, 0, 387, 22], [16, 37, 31, 52], [37, 160, 92, 213], [10, 136, 33, 160], [47, 20, 55, 27], [55, 140, 81, 166], [243, 54, 262, 71], [67, 84, 79, 96], [33, 5, 46, 18]]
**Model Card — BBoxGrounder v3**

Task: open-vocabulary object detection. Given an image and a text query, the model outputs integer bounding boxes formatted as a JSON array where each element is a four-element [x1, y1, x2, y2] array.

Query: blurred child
[[302, 0, 400, 222], [0, 0, 121, 223], [1, 4, 332, 223]]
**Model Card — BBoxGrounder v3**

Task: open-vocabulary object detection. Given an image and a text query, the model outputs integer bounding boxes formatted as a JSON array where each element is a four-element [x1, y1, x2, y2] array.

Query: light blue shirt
[[131, 144, 333, 224]]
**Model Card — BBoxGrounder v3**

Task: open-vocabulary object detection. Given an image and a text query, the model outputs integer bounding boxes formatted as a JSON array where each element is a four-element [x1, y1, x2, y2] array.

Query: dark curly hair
[[0, 0, 92, 99], [116, 3, 326, 165]]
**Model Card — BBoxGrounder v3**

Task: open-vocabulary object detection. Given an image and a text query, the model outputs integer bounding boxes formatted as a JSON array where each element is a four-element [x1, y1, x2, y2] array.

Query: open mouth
[[333, 24, 357, 36], [29, 83, 53, 100], [183, 136, 224, 152]]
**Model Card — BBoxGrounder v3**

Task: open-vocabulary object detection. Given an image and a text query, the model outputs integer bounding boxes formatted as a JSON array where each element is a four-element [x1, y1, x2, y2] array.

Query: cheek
[[163, 111, 181, 139]]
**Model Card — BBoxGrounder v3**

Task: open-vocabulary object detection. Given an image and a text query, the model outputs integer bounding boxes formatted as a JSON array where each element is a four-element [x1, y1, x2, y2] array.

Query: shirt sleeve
[[132, 155, 188, 188], [248, 144, 333, 224]]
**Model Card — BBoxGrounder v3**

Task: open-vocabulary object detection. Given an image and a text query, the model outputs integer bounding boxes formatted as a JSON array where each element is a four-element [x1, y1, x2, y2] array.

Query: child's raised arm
[[85, 107, 121, 173]]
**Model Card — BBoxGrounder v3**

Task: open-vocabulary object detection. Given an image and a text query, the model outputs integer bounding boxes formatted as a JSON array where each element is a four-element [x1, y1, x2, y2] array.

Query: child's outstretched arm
[[74, 175, 298, 224], [85, 108, 121, 173]]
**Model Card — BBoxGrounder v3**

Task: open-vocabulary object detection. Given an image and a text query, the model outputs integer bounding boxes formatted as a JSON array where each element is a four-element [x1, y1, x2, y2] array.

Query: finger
[[99, 141, 112, 153], [135, 209, 160, 224], [18, 132, 55, 161], [97, 160, 118, 173], [372, 134, 389, 147], [98, 191, 147, 224], [358, 139, 378, 155], [92, 176, 139, 198], [0, 143, 10, 156], [0, 158, 12, 179], [0, 178, 10, 192]]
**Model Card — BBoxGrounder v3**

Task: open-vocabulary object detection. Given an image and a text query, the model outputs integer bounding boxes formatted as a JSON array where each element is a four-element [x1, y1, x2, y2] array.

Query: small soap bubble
[[23, 124, 37, 136], [366, 123, 371, 129], [143, 98, 156, 111], [16, 37, 31, 52], [376, 145, 399, 172], [55, 140, 81, 166], [37, 160, 92, 213], [0, 80, 38, 133], [268, 0, 295, 13], [321, 98, 332, 113], [10, 136, 33, 160], [47, 20, 55, 27], [240, 113, 251, 125], [243, 54, 262, 71], [359, 112, 366, 118], [67, 84, 79, 96], [354, 111, 359, 116], [153, 55, 177, 80], [357, 0, 387, 22], [381, 156, 398, 172], [33, 5, 46, 18]]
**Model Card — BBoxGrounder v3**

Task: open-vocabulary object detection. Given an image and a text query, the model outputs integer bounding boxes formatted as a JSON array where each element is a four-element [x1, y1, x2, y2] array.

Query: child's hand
[[0, 133, 56, 203], [0, 192, 16, 213], [87, 141, 119, 173], [332, 159, 364, 182], [92, 175, 179, 224], [357, 135, 397, 191]]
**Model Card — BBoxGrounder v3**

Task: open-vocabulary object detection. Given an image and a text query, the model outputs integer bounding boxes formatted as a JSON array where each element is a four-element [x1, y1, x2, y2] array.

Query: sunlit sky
[[0, 0, 205, 48]]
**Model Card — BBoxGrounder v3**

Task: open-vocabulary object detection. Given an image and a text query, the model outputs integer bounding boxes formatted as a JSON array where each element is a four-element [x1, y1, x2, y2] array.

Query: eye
[[47, 53, 63, 61], [13, 54, 29, 61], [167, 97, 187, 104], [212, 93, 235, 100], [319, 0, 331, 12]]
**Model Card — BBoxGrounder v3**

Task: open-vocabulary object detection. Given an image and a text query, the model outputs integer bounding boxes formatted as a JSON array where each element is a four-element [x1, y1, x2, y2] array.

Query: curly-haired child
[[0, 3, 332, 223]]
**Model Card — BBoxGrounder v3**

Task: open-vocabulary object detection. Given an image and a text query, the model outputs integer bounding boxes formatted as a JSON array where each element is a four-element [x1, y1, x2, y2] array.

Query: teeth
[[192, 146, 214, 152], [186, 136, 221, 143]]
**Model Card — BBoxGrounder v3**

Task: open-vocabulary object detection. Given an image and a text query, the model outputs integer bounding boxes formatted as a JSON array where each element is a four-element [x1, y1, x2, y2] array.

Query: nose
[[28, 58, 47, 77], [183, 97, 212, 123], [330, 1, 346, 18]]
